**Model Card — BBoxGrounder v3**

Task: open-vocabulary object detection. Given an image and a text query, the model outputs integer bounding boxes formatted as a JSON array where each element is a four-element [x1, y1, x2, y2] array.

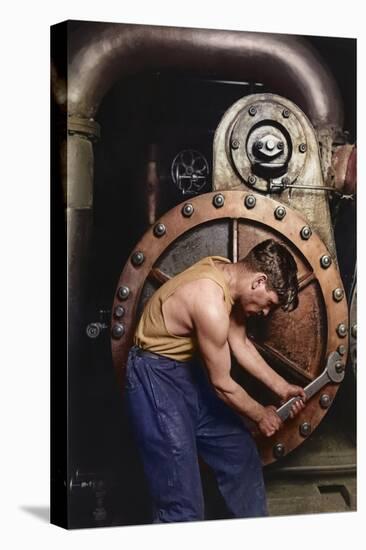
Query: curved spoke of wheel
[[298, 271, 317, 292], [148, 267, 171, 286], [253, 341, 314, 383]]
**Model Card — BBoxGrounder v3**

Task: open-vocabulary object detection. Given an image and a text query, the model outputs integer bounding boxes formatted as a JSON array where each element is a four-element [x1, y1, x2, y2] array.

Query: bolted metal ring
[[320, 394, 331, 409], [299, 143, 307, 153], [248, 175, 257, 186], [213, 193, 225, 208], [333, 288, 344, 302], [337, 323, 348, 338], [111, 323, 125, 339], [231, 139, 240, 149], [118, 286, 130, 300], [131, 251, 145, 266], [282, 109, 290, 118], [299, 422, 311, 437], [182, 203, 194, 217], [320, 255, 332, 269], [273, 443, 285, 459], [300, 226, 312, 240], [274, 206, 286, 220], [335, 361, 345, 374], [337, 344, 346, 356], [153, 223, 166, 237], [248, 105, 257, 116], [113, 305, 125, 319], [245, 195, 256, 209]]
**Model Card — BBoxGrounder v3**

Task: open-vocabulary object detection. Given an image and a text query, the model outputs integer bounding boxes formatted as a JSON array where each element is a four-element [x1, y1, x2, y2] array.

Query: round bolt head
[[131, 251, 145, 266], [320, 255, 332, 269], [248, 175, 257, 186], [320, 394, 331, 409], [337, 323, 348, 338], [299, 143, 307, 153], [114, 305, 125, 319], [245, 195, 256, 209], [255, 140, 263, 150], [266, 139, 275, 151], [182, 203, 194, 217], [248, 105, 257, 116], [213, 193, 225, 208], [275, 206, 286, 220], [300, 226, 312, 240], [277, 141, 285, 151], [299, 422, 311, 437], [333, 288, 344, 302], [282, 109, 290, 118], [231, 139, 240, 149], [337, 344, 346, 356], [351, 323, 357, 339], [111, 323, 125, 339], [86, 323, 100, 339], [335, 361, 345, 374], [153, 223, 166, 237], [118, 286, 130, 300], [273, 443, 285, 459]]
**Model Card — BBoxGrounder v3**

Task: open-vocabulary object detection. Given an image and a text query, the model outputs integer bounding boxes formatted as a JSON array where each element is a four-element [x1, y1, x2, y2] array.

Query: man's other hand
[[279, 383, 307, 419], [258, 406, 282, 437]]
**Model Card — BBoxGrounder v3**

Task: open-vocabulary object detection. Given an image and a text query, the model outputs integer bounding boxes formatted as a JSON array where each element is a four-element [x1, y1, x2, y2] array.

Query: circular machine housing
[[111, 191, 348, 465]]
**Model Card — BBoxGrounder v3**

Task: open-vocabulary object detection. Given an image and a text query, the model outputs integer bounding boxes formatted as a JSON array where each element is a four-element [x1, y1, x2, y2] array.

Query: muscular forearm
[[233, 337, 286, 396], [213, 378, 265, 423]]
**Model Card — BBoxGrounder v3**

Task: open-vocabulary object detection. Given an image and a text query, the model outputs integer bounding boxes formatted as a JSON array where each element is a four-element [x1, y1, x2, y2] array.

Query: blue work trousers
[[124, 345, 268, 523]]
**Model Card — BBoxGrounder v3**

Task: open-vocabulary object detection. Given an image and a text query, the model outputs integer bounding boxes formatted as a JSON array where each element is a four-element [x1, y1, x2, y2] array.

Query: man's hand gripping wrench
[[276, 351, 345, 422]]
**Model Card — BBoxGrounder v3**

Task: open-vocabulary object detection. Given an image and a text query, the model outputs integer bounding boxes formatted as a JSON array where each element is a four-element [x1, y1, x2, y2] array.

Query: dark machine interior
[[53, 27, 356, 528]]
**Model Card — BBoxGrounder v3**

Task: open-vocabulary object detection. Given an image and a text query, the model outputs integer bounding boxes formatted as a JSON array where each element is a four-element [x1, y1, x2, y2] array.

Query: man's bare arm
[[192, 285, 282, 435]]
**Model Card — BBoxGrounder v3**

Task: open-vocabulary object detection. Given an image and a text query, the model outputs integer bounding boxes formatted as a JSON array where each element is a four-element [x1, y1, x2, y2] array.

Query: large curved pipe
[[62, 21, 343, 130]]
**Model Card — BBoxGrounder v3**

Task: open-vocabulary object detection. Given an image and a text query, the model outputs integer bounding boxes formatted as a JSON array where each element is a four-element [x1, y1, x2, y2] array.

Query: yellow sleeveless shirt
[[134, 256, 234, 361]]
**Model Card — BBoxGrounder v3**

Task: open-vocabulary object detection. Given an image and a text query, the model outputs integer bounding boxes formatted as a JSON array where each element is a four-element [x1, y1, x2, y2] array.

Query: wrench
[[276, 351, 345, 421]]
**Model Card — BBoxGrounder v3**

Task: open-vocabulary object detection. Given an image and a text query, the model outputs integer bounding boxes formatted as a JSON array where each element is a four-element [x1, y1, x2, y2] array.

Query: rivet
[[248, 105, 257, 116], [333, 288, 344, 302], [255, 140, 263, 150], [282, 109, 290, 118], [337, 323, 348, 338], [299, 143, 307, 153], [335, 361, 344, 374], [320, 255, 332, 269], [300, 226, 312, 240], [153, 223, 166, 237], [337, 344, 346, 356], [273, 443, 285, 459], [213, 193, 225, 208], [231, 139, 240, 149], [86, 323, 100, 339], [245, 195, 256, 209], [182, 203, 194, 217], [248, 175, 257, 186], [275, 206, 286, 220], [299, 422, 311, 437], [351, 324, 357, 339], [118, 286, 130, 300], [277, 141, 285, 151], [114, 305, 125, 319], [320, 394, 331, 409], [131, 251, 145, 266], [111, 323, 125, 339]]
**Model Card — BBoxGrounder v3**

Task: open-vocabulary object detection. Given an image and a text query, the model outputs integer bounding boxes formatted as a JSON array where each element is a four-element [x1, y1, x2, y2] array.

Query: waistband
[[130, 345, 173, 361]]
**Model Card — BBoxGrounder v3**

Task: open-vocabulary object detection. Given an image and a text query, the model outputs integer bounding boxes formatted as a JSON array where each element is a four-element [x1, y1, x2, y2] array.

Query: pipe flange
[[67, 115, 101, 142]]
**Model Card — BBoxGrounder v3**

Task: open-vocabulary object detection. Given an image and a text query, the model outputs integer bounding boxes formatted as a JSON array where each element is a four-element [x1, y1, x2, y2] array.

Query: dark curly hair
[[241, 239, 299, 312]]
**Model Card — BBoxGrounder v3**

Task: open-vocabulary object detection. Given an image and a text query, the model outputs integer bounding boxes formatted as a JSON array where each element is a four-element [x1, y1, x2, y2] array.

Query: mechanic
[[124, 238, 306, 523]]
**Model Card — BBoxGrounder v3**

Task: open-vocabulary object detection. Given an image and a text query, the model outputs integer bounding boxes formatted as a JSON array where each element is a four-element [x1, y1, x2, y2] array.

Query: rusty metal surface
[[332, 144, 357, 195], [213, 94, 338, 261], [59, 22, 343, 131], [111, 190, 348, 465]]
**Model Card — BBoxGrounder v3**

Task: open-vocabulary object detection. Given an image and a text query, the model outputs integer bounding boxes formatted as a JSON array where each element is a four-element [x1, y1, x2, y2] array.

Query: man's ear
[[252, 273, 267, 289]]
